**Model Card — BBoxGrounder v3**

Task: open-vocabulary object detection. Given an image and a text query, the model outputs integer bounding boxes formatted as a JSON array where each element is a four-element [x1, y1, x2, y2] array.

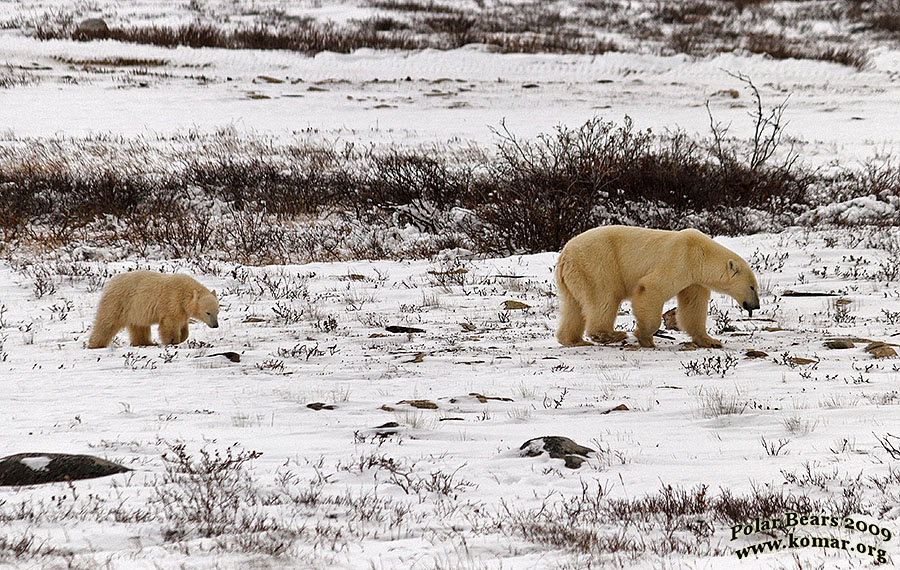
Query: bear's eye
[[206, 312, 211, 316], [750, 286, 756, 291]]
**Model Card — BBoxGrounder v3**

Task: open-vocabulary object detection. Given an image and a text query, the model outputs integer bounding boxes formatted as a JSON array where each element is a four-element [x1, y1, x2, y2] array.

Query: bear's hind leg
[[677, 284, 722, 348], [128, 325, 154, 346], [584, 299, 627, 344], [557, 291, 592, 347], [158, 320, 180, 345], [632, 281, 665, 348], [88, 322, 122, 349]]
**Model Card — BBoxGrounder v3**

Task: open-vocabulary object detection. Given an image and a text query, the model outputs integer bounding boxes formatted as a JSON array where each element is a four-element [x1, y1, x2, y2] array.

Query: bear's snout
[[742, 290, 760, 316]]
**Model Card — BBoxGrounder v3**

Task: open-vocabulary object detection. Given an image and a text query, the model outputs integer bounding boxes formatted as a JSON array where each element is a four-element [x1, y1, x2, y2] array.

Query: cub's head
[[726, 259, 760, 317], [192, 289, 219, 328]]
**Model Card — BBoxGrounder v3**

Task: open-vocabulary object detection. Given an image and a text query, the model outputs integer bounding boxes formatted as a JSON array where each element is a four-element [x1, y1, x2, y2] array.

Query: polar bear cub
[[88, 270, 219, 348], [556, 225, 760, 348]]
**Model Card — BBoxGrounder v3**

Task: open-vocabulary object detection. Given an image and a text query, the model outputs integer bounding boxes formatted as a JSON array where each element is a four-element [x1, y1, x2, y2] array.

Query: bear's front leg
[[158, 319, 180, 345], [178, 323, 189, 344], [632, 282, 664, 348], [128, 325, 154, 346], [676, 285, 723, 349]]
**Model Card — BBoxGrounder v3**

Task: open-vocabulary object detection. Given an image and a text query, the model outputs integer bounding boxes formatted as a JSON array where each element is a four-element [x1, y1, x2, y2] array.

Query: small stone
[[662, 308, 679, 330], [306, 402, 335, 411], [503, 300, 530, 310], [404, 352, 426, 363], [825, 340, 855, 349], [745, 350, 768, 358], [601, 404, 629, 414], [469, 392, 513, 403], [460, 322, 477, 332], [73, 18, 109, 40], [398, 399, 437, 409], [208, 351, 240, 362]]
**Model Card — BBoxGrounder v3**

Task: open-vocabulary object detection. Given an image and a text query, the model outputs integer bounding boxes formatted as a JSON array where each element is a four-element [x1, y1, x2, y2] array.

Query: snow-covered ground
[[2, 1, 900, 569]]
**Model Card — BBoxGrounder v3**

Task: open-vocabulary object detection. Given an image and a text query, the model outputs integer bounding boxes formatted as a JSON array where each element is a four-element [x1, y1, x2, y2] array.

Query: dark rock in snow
[[520, 436, 595, 469], [386, 325, 425, 334], [74, 18, 109, 40], [0, 453, 130, 486]]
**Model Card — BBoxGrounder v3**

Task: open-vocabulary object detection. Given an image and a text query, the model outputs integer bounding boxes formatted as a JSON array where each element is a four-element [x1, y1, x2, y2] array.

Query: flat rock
[[397, 399, 438, 409], [520, 436, 595, 469], [866, 342, 897, 358], [825, 340, 855, 349], [503, 300, 530, 310], [386, 325, 425, 334], [0, 453, 129, 486], [745, 350, 768, 358]]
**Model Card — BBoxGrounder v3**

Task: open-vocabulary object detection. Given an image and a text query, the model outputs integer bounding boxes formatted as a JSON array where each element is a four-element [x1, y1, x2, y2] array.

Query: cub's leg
[[178, 323, 190, 344], [677, 284, 723, 348], [127, 325, 154, 346], [88, 321, 122, 349], [158, 320, 180, 345]]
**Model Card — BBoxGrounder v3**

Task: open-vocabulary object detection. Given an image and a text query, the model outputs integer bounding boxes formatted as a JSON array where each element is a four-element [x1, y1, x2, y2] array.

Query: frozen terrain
[[1, 1, 900, 569]]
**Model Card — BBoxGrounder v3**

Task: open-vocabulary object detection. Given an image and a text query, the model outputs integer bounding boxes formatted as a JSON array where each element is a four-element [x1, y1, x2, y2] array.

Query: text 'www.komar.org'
[[730, 513, 892, 564]]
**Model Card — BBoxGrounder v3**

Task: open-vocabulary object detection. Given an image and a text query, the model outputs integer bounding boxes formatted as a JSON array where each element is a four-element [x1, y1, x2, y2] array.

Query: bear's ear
[[211, 289, 217, 297], [192, 290, 199, 302], [728, 259, 741, 277]]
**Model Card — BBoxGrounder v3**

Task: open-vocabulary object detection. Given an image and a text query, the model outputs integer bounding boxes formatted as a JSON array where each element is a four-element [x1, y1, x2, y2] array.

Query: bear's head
[[192, 290, 219, 328], [724, 258, 760, 316]]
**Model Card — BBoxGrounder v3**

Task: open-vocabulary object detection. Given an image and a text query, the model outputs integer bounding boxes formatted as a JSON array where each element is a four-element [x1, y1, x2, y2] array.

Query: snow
[[1, 1, 900, 568], [19, 456, 51, 471]]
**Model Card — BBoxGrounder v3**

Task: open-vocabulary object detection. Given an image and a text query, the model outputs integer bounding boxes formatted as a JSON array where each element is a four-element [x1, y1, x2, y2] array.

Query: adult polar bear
[[88, 270, 219, 348], [556, 226, 760, 348]]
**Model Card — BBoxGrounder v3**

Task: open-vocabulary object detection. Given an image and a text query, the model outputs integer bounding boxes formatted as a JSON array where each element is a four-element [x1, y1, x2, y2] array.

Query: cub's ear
[[192, 290, 199, 301], [728, 259, 741, 277], [211, 289, 217, 297]]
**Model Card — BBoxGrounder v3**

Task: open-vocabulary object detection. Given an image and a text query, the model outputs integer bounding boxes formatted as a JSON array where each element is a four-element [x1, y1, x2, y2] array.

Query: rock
[[73, 18, 109, 40], [398, 399, 437, 409], [600, 403, 629, 414], [404, 352, 426, 363], [503, 300, 530, 310], [0, 453, 129, 486], [255, 75, 284, 84], [663, 308, 679, 330], [386, 325, 425, 334], [470, 392, 512, 403], [825, 340, 855, 349], [208, 351, 240, 362], [745, 350, 768, 358], [787, 357, 818, 366], [520, 436, 595, 469], [306, 402, 335, 411], [866, 342, 897, 359], [460, 322, 477, 332], [242, 317, 265, 323]]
